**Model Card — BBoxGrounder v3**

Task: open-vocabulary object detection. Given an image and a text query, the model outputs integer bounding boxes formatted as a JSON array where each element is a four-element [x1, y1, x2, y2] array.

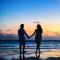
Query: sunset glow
[[0, 0, 60, 40]]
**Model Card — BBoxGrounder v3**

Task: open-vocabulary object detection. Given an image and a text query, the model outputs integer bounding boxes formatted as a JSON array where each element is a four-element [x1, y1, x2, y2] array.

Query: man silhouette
[[18, 24, 29, 54]]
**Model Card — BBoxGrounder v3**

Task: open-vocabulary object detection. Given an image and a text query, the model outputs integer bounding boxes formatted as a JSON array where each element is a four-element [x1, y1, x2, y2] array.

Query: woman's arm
[[30, 31, 35, 38], [41, 28, 43, 40]]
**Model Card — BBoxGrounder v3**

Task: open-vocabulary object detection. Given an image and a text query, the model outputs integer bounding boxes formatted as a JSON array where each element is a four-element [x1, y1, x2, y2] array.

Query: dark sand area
[[0, 57, 60, 60], [0, 49, 60, 60]]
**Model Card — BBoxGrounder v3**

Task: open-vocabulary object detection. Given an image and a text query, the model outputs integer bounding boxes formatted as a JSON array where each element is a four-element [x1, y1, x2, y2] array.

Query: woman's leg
[[35, 44, 37, 56], [39, 48, 40, 53], [39, 41, 41, 53], [37, 41, 40, 54], [36, 48, 37, 53], [35, 45, 37, 57]]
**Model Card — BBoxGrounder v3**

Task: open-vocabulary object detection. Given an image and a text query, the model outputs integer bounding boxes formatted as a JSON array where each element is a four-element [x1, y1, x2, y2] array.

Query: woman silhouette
[[30, 24, 43, 54]]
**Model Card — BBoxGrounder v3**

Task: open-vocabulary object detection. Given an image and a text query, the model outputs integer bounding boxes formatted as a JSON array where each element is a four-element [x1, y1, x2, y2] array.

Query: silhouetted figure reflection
[[18, 24, 29, 58], [36, 52, 40, 58], [30, 24, 43, 56]]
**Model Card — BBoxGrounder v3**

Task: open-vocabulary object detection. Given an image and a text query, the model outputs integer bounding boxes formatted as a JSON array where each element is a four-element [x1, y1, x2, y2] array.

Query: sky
[[0, 0, 60, 40]]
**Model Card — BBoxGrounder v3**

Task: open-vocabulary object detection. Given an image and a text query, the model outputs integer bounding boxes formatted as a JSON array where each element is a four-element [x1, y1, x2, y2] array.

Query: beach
[[0, 48, 60, 60], [0, 40, 60, 60], [0, 0, 60, 60]]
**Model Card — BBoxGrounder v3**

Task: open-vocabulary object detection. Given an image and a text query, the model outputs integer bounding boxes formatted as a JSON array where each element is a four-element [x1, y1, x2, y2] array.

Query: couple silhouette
[[18, 24, 43, 57]]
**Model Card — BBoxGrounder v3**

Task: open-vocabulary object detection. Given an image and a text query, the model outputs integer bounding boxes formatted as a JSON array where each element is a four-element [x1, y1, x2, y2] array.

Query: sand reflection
[[0, 49, 60, 60]]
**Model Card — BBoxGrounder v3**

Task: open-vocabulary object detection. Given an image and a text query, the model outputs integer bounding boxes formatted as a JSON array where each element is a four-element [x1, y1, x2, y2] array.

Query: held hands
[[27, 36, 31, 38]]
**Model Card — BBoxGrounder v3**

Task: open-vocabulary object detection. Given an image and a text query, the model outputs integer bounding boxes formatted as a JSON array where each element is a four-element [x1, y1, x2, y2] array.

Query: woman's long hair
[[37, 24, 42, 33]]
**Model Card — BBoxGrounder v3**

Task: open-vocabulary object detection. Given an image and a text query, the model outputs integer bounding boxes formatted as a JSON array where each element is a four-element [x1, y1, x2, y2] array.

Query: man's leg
[[20, 46, 21, 53], [19, 46, 21, 58]]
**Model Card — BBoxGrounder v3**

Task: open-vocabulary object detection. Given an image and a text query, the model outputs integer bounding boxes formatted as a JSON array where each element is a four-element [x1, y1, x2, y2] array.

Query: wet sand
[[0, 48, 60, 60]]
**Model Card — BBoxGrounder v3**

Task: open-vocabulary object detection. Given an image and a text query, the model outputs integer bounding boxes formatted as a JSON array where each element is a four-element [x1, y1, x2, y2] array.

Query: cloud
[[50, 11, 56, 15], [42, 34, 60, 40], [58, 1, 60, 2], [47, 31, 51, 32], [0, 32, 60, 40], [15, 30, 17, 31], [0, 30, 2, 31], [33, 21, 40, 23], [47, 31, 60, 36], [30, 31, 33, 33], [14, 27, 19, 28], [58, 0, 60, 2], [53, 32, 60, 36], [0, 33, 18, 40], [6, 29, 11, 31], [2, 26, 6, 27], [59, 1, 60, 2]]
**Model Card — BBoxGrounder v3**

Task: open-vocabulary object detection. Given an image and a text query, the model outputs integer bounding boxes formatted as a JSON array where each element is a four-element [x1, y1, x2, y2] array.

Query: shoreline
[[0, 40, 60, 41], [0, 48, 60, 60]]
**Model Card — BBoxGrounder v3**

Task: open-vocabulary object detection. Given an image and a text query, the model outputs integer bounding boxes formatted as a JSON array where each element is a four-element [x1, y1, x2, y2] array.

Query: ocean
[[0, 40, 60, 49]]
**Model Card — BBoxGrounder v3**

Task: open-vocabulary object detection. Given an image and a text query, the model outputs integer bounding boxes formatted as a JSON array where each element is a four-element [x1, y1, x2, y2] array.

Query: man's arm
[[30, 30, 35, 37], [18, 30, 19, 36], [23, 29, 29, 38]]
